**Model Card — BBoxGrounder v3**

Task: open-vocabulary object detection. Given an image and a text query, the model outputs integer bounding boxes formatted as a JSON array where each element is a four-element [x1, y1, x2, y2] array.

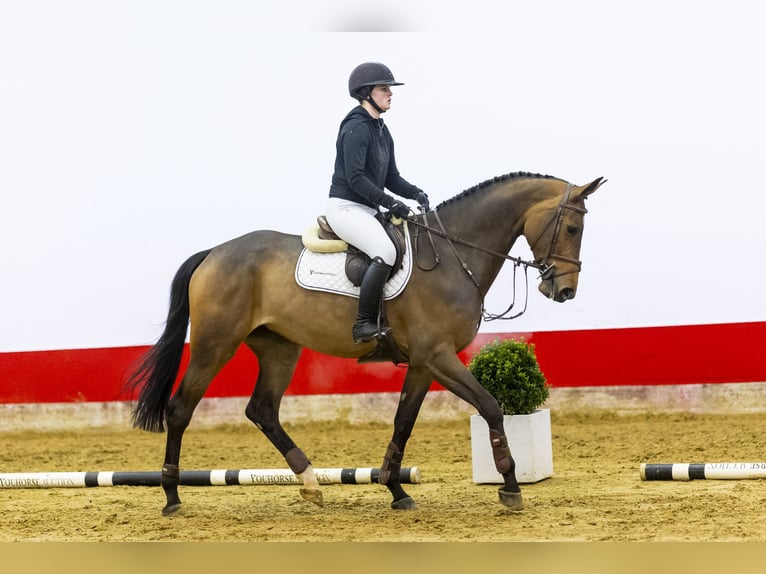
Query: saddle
[[302, 213, 410, 366], [313, 213, 407, 286]]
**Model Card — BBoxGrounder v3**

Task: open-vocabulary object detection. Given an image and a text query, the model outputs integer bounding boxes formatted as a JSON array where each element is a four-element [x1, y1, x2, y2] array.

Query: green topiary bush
[[468, 338, 550, 415]]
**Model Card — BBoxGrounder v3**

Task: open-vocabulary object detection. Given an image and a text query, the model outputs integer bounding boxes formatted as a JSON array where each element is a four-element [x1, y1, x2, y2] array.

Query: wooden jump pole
[[640, 463, 766, 481], [0, 467, 421, 489]]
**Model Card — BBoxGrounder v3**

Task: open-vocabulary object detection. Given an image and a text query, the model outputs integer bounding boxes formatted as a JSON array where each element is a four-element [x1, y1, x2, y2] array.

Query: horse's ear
[[577, 177, 606, 199]]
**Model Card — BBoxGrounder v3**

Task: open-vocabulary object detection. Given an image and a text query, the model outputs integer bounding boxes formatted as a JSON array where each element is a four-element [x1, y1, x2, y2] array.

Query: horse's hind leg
[[379, 365, 432, 510], [243, 328, 323, 507], [161, 342, 240, 516]]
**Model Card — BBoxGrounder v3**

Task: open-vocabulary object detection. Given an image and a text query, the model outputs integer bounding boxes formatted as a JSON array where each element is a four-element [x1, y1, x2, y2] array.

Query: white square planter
[[470, 409, 553, 483]]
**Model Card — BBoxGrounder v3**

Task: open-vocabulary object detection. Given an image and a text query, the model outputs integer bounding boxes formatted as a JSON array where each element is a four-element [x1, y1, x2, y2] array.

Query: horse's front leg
[[429, 348, 523, 510], [379, 365, 432, 510]]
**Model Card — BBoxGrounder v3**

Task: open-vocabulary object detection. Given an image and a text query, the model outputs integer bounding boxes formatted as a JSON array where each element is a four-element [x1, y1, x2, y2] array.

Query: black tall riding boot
[[352, 256, 393, 343]]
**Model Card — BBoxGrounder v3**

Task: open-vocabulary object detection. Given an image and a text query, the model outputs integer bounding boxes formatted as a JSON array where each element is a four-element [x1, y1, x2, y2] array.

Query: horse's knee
[[481, 398, 505, 430]]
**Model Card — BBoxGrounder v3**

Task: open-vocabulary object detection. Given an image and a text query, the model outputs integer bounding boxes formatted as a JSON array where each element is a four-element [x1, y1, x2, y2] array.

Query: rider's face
[[370, 85, 392, 112]]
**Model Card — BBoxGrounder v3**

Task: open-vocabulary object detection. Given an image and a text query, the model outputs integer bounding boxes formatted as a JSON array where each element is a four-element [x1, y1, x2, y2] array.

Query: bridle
[[527, 182, 587, 281], [403, 182, 586, 320]]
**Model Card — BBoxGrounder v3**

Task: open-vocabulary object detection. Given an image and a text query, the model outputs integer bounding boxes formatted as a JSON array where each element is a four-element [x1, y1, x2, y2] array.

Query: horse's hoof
[[391, 496, 417, 510], [162, 503, 184, 516], [498, 489, 524, 511], [300, 488, 324, 507]]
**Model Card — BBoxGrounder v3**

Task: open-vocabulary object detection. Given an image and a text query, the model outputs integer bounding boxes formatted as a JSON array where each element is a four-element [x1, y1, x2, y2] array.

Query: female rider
[[326, 62, 429, 343]]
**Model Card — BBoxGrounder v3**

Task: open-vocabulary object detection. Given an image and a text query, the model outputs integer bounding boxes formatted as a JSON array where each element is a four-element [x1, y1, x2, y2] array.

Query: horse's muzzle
[[538, 280, 576, 302], [557, 287, 576, 302]]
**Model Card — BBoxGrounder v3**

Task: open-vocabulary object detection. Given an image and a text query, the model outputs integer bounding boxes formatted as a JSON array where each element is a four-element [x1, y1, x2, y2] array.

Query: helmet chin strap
[[366, 93, 385, 114]]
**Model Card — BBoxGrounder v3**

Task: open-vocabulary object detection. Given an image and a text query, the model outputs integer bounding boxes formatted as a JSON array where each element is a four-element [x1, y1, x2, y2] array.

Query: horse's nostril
[[560, 287, 575, 301]]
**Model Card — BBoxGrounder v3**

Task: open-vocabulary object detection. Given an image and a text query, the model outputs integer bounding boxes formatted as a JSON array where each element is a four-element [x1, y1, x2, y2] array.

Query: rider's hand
[[415, 189, 430, 211], [387, 200, 411, 219]]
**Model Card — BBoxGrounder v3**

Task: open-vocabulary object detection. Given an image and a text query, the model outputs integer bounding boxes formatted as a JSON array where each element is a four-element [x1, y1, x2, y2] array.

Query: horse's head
[[524, 177, 605, 302]]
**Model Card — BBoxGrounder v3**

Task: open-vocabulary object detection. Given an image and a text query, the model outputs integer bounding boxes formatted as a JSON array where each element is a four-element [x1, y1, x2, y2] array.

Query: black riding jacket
[[329, 105, 419, 210]]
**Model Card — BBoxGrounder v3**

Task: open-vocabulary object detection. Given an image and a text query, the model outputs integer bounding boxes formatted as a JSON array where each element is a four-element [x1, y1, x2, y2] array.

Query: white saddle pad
[[295, 223, 413, 300]]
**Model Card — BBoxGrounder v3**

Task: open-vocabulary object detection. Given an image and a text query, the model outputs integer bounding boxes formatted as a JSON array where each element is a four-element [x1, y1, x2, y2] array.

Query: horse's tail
[[127, 249, 212, 432]]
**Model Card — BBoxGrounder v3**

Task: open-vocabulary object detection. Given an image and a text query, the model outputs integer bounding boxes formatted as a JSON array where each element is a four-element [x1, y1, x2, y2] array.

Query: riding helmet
[[348, 62, 404, 100]]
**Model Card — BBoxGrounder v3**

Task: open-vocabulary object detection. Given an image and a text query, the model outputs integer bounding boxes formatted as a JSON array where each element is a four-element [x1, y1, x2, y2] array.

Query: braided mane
[[435, 171, 562, 210]]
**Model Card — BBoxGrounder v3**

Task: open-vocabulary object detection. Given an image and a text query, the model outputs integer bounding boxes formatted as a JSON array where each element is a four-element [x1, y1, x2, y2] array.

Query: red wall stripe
[[1, 322, 764, 404], [523, 321, 766, 387]]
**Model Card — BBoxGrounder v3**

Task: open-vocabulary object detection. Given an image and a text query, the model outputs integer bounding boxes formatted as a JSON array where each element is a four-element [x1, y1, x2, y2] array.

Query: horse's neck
[[433, 179, 556, 294]]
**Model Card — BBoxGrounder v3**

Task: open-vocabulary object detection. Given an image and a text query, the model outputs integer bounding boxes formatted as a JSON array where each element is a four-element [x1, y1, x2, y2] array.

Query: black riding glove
[[387, 200, 411, 219], [414, 189, 430, 211]]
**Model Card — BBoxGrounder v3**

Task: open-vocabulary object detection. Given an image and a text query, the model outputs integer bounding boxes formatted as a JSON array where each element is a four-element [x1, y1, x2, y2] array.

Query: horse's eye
[[566, 225, 580, 235]]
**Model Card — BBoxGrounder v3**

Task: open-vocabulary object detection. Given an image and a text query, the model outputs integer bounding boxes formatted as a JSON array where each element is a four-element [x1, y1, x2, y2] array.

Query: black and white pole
[[0, 467, 421, 489], [640, 462, 766, 481]]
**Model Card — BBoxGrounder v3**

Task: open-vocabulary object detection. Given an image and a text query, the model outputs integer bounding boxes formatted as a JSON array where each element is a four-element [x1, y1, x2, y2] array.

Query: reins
[[407, 211, 551, 276], [404, 182, 583, 321]]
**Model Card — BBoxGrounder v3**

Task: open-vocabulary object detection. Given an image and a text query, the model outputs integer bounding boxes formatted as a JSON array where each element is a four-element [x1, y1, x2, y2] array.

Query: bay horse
[[128, 171, 605, 515]]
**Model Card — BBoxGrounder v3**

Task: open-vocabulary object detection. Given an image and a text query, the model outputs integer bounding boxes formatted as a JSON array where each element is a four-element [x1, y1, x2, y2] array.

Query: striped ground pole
[[0, 467, 420, 489], [640, 463, 766, 481]]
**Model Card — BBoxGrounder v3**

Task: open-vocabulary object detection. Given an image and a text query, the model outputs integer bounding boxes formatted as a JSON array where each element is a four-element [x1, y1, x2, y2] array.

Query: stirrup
[[358, 330, 409, 365], [352, 321, 391, 343]]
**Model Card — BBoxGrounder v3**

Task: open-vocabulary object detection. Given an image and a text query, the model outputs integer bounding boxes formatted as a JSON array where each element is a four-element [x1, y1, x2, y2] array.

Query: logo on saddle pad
[[295, 221, 413, 299]]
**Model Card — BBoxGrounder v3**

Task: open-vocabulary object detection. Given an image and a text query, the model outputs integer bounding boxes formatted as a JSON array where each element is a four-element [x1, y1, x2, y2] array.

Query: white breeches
[[325, 198, 396, 266]]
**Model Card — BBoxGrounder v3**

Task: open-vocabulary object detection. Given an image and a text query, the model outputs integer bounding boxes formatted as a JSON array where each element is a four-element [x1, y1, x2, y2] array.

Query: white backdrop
[[1, 1, 764, 352]]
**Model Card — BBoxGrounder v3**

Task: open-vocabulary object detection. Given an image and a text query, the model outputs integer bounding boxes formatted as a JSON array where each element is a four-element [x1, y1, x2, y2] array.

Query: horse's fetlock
[[161, 464, 179, 488], [379, 441, 403, 485], [489, 429, 513, 474], [285, 447, 311, 475]]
